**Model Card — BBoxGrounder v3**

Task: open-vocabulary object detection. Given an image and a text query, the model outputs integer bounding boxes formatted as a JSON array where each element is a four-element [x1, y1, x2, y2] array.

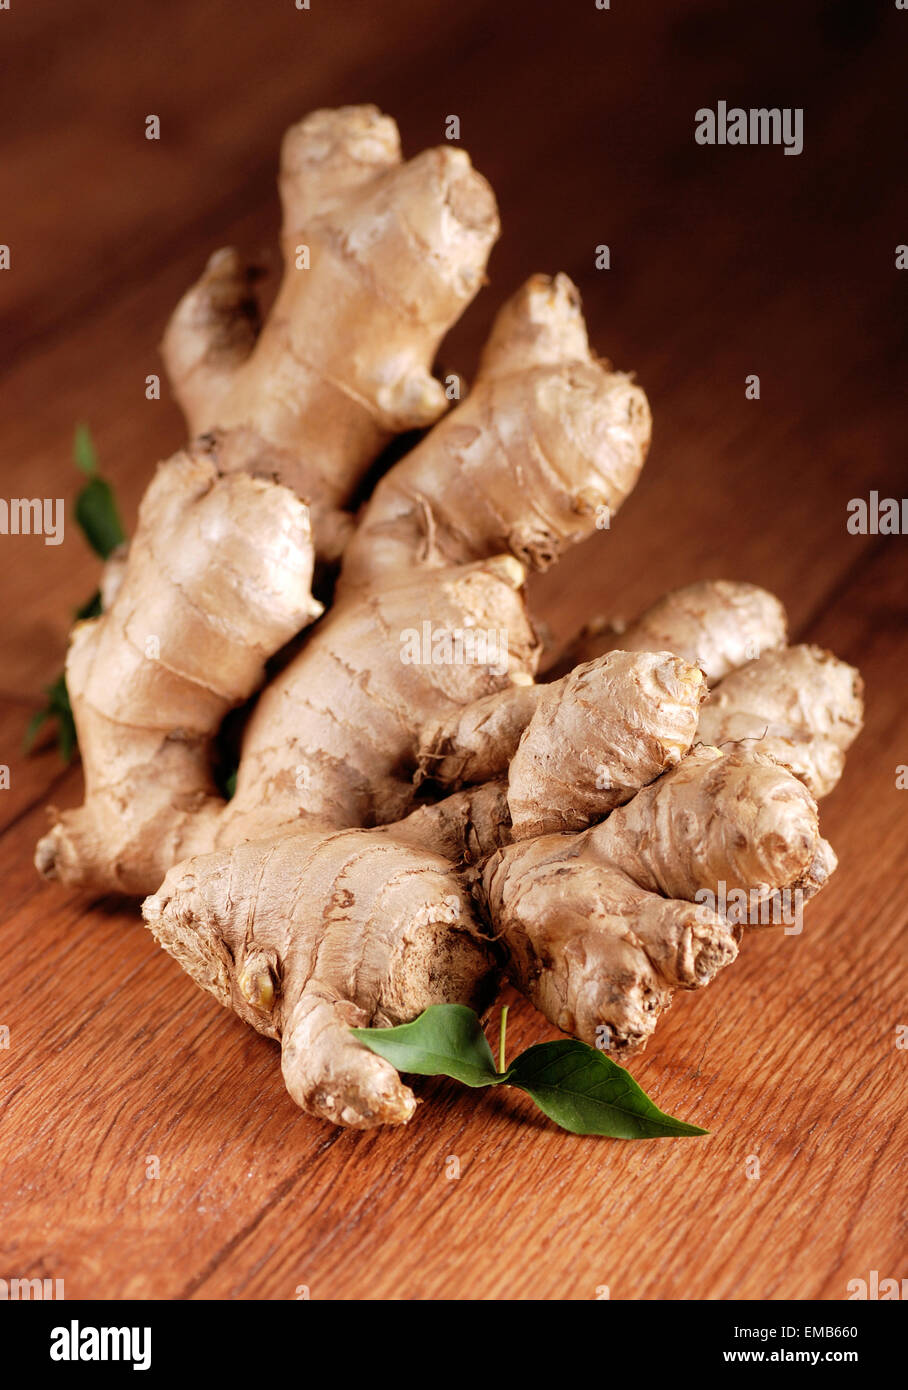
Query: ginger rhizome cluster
[[37, 107, 863, 1129]]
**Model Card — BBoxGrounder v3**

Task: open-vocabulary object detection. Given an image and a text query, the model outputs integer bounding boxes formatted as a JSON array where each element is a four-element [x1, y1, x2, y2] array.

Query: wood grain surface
[[1, 0, 905, 1300]]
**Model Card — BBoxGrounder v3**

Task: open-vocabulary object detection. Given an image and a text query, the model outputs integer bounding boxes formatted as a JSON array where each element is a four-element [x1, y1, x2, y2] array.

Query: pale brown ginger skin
[[417, 649, 709, 837], [162, 105, 500, 556], [697, 644, 864, 796], [483, 747, 832, 1053], [145, 830, 497, 1128], [341, 273, 651, 586], [37, 268, 656, 895], [216, 555, 540, 847], [35, 108, 864, 1130], [36, 441, 321, 894], [552, 579, 788, 683], [138, 650, 719, 1121], [556, 580, 863, 795]]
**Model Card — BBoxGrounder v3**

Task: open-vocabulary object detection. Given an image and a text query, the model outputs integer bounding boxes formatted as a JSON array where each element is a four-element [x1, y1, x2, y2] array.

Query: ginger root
[[37, 108, 863, 1129], [162, 105, 499, 558]]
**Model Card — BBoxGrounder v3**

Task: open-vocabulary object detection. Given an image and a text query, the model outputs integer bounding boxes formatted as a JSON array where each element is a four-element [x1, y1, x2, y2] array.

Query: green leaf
[[351, 1007, 707, 1139], [26, 426, 126, 764], [352, 1004, 508, 1088], [23, 707, 51, 752], [75, 476, 125, 560], [73, 422, 99, 476], [23, 673, 77, 764], [72, 424, 126, 559], [75, 589, 102, 621], [56, 704, 77, 764], [507, 1040, 708, 1139]]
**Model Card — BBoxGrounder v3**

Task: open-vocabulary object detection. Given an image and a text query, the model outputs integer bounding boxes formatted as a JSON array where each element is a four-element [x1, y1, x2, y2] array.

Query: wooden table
[[1, 0, 905, 1300]]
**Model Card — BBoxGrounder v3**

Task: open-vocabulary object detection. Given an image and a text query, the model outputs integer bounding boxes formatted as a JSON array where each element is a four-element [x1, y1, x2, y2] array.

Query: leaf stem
[[498, 1005, 509, 1074]]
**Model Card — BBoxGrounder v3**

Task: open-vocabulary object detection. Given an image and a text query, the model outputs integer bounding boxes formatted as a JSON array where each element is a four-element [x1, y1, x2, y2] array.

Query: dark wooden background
[[1, 0, 905, 1300]]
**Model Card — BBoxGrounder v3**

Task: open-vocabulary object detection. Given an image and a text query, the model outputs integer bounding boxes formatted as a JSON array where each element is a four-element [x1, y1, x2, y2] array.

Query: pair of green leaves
[[352, 1005, 706, 1140], [24, 425, 126, 762]]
